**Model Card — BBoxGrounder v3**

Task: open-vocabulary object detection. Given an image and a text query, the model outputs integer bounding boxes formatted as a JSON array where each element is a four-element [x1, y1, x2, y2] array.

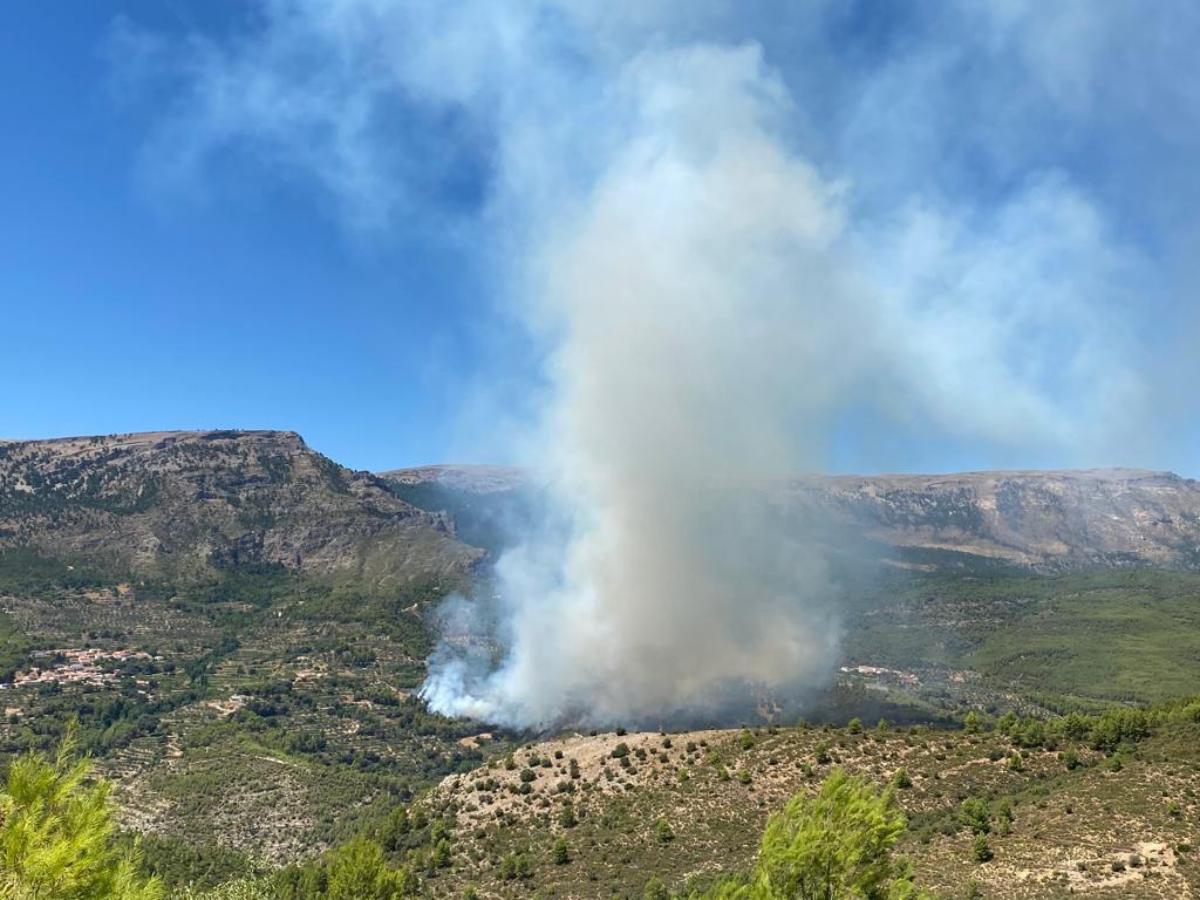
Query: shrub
[[498, 853, 532, 881], [847, 718, 863, 735], [552, 837, 570, 865], [972, 835, 994, 863], [653, 819, 675, 843], [959, 798, 991, 835], [1012, 718, 1046, 749], [643, 875, 670, 900], [992, 797, 1014, 834], [559, 802, 578, 829]]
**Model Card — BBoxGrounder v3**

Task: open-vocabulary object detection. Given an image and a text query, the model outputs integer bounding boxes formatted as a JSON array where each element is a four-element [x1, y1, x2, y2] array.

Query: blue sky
[[2, 2, 1198, 475], [1, 3, 499, 471]]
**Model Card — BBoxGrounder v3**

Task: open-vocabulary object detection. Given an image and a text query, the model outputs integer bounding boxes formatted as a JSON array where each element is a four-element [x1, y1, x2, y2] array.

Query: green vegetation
[[5, 502, 1200, 898], [695, 770, 920, 899], [844, 568, 1200, 708], [273, 838, 414, 898], [0, 730, 162, 899]]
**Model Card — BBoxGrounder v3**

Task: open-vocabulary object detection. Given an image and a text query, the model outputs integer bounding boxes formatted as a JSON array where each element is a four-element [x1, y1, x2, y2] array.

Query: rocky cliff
[[784, 468, 1200, 569], [386, 465, 1200, 570], [0, 430, 481, 583]]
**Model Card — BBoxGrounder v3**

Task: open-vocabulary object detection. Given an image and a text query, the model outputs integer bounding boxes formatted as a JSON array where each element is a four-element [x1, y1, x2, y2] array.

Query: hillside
[[0, 430, 481, 585], [0, 431, 499, 878], [384, 465, 1200, 571], [421, 710, 1200, 898], [0, 436, 1198, 896]]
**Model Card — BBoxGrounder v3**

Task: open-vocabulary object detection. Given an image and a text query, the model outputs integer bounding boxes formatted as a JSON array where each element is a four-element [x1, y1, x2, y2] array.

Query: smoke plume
[[116, 1, 1200, 728], [422, 46, 862, 727]]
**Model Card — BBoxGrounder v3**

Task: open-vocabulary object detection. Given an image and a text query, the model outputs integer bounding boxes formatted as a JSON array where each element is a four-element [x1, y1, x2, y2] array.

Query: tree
[[324, 838, 414, 899], [958, 798, 991, 835], [711, 769, 920, 899], [0, 729, 163, 900], [378, 807, 410, 853], [552, 837, 570, 865], [971, 835, 993, 863]]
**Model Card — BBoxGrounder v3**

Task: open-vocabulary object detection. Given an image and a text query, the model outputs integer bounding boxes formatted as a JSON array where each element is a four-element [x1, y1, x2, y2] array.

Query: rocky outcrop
[[0, 430, 482, 583]]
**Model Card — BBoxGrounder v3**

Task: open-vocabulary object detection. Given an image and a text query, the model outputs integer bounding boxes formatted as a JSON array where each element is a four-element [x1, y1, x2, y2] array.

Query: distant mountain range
[[385, 463, 1200, 571], [1, 430, 1198, 576]]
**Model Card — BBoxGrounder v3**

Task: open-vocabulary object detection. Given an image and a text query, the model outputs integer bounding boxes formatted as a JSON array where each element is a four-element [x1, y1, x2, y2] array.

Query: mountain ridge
[[0, 429, 481, 585], [4, 430, 1198, 575], [382, 462, 1200, 571]]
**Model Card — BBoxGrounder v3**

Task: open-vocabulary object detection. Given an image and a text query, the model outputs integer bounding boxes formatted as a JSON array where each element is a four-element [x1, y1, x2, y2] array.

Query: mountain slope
[[784, 468, 1200, 570], [384, 465, 1200, 570], [0, 430, 481, 584]]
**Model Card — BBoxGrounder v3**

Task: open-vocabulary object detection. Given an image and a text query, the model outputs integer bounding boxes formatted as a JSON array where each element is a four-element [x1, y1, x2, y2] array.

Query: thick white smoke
[[419, 40, 1140, 727], [119, 0, 1181, 728], [422, 46, 863, 727]]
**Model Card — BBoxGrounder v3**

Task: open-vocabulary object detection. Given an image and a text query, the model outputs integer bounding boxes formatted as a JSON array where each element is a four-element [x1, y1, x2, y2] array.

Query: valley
[[0, 431, 1198, 896]]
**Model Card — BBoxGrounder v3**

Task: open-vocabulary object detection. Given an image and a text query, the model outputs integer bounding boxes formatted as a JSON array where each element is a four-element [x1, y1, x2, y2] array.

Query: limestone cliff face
[[781, 469, 1200, 569], [0, 430, 482, 583], [386, 464, 1200, 570]]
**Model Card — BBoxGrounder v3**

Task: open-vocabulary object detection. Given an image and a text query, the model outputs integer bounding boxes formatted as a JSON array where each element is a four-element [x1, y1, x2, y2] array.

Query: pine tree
[[0, 728, 163, 900]]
